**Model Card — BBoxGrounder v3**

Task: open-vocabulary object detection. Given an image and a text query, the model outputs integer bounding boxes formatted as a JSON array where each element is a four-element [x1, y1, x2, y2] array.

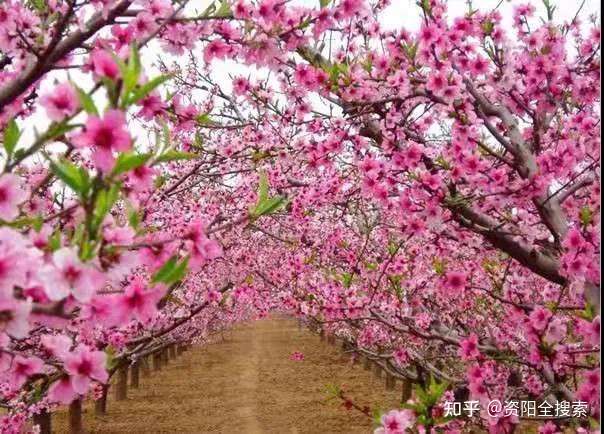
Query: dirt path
[[53, 316, 401, 433]]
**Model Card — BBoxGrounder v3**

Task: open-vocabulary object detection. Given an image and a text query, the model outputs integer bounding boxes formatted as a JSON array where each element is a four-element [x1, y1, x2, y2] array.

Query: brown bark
[[372, 363, 382, 379], [130, 361, 140, 388], [385, 373, 396, 391], [141, 356, 151, 377], [363, 356, 372, 371], [68, 399, 83, 434], [33, 410, 51, 434], [94, 385, 108, 416], [401, 379, 413, 403], [153, 353, 162, 371], [114, 365, 128, 401]]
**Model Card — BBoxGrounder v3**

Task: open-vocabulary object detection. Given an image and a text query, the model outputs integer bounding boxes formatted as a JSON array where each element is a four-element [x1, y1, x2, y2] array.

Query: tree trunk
[[33, 410, 51, 434], [385, 373, 396, 390], [327, 334, 336, 345], [95, 385, 108, 416], [169, 345, 177, 359], [153, 353, 162, 371], [141, 356, 151, 377], [114, 365, 128, 401], [130, 361, 140, 388], [363, 356, 372, 370], [373, 362, 382, 379], [319, 329, 325, 341], [68, 399, 83, 434], [401, 379, 413, 403]]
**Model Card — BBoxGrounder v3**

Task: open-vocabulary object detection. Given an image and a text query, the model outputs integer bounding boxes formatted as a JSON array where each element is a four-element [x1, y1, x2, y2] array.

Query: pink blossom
[[204, 40, 231, 63], [0, 298, 31, 339], [131, 11, 157, 39], [117, 277, 163, 323], [544, 318, 567, 343], [148, 0, 173, 17], [0, 228, 31, 297], [374, 409, 415, 434], [40, 334, 72, 359], [44, 247, 104, 302], [576, 316, 600, 346], [64, 345, 108, 394], [539, 422, 560, 434], [459, 334, 480, 360], [290, 351, 304, 361], [40, 83, 79, 121], [185, 220, 222, 270], [7, 356, 43, 389], [0, 174, 27, 221], [127, 165, 156, 191], [444, 271, 467, 294], [110, 25, 133, 50], [72, 110, 131, 173], [90, 50, 120, 80], [529, 307, 552, 332], [393, 348, 409, 366], [337, 0, 367, 19], [48, 376, 78, 404], [80, 295, 123, 328]]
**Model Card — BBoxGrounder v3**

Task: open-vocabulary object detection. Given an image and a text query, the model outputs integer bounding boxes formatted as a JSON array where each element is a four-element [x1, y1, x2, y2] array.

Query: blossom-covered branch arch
[[0, 0, 600, 432]]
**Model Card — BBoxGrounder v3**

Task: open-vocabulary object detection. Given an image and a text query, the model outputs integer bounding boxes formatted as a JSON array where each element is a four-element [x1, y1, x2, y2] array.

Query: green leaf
[[112, 152, 151, 176], [49, 228, 62, 251], [30, 0, 47, 12], [49, 159, 91, 198], [580, 206, 592, 227], [372, 408, 384, 426], [432, 258, 446, 276], [121, 45, 142, 106], [324, 383, 341, 399], [402, 42, 418, 61], [45, 122, 78, 141], [127, 74, 172, 105], [319, 0, 333, 7], [249, 172, 288, 219], [161, 123, 171, 152], [154, 174, 166, 188], [32, 214, 44, 232], [253, 195, 287, 217], [105, 345, 118, 370], [192, 132, 204, 151], [73, 84, 99, 116], [3, 119, 21, 156], [257, 172, 269, 203], [128, 207, 141, 231], [341, 272, 353, 288], [482, 20, 495, 35], [215, 0, 232, 17], [154, 150, 197, 164], [91, 184, 120, 234], [152, 255, 189, 286], [196, 113, 214, 126]]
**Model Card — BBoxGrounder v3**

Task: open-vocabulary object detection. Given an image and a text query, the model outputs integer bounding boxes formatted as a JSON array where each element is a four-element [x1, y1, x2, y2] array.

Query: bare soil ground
[[52, 316, 401, 433]]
